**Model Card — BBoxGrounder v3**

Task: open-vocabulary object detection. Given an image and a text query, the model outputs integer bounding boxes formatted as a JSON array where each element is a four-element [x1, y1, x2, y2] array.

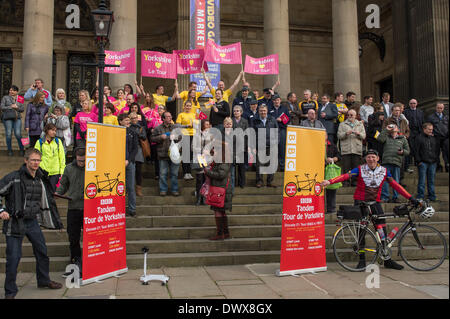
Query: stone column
[[54, 50, 68, 92], [21, 0, 54, 92], [11, 49, 22, 91], [332, 0, 361, 100], [108, 0, 137, 92], [264, 0, 290, 99], [177, 0, 190, 114]]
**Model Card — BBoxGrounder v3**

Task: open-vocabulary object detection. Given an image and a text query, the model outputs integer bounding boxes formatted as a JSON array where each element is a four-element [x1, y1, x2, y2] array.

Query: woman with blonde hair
[[70, 89, 90, 118], [176, 100, 198, 180], [73, 99, 97, 147], [50, 88, 72, 116]]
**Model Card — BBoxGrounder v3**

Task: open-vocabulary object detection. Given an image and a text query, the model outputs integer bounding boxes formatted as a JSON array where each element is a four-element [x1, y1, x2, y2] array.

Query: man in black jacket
[[0, 149, 63, 299], [318, 94, 339, 142], [426, 103, 449, 172], [118, 113, 139, 216], [56, 147, 86, 278], [403, 99, 424, 171], [252, 105, 279, 188], [415, 123, 440, 201]]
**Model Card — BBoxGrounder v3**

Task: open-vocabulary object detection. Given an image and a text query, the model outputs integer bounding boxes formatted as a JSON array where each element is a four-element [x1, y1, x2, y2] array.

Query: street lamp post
[[91, 0, 115, 124]]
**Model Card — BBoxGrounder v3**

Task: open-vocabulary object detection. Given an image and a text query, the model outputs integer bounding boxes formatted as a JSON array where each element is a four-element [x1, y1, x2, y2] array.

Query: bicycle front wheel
[[398, 224, 448, 271], [332, 223, 380, 272]]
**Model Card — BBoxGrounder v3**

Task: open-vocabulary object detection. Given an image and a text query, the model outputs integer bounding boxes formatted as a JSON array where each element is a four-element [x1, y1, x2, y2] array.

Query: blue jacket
[[252, 116, 279, 148], [24, 88, 52, 107], [25, 103, 49, 136]]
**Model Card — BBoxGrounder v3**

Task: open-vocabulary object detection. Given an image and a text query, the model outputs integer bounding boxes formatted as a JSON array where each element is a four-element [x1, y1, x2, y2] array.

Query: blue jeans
[[159, 159, 180, 193], [381, 164, 400, 200], [4, 218, 51, 297], [126, 161, 136, 212], [417, 162, 437, 201], [2, 119, 24, 151]]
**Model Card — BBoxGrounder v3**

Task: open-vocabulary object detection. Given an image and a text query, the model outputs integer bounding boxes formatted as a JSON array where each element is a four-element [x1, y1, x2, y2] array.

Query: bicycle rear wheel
[[332, 223, 380, 272], [398, 224, 448, 271]]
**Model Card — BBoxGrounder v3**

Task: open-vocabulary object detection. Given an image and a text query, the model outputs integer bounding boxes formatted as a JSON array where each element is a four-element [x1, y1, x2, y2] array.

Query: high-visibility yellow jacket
[[34, 137, 66, 176]]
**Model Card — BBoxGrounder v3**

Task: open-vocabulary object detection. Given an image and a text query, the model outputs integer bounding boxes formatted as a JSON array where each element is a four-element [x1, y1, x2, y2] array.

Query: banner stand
[[276, 266, 327, 277], [81, 268, 128, 286], [278, 125, 328, 276]]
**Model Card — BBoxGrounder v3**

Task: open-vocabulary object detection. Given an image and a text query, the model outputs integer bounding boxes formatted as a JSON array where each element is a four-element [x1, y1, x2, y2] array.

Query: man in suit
[[253, 105, 279, 188], [403, 99, 424, 172], [269, 94, 290, 171], [427, 103, 449, 172], [381, 92, 394, 118], [318, 94, 339, 142]]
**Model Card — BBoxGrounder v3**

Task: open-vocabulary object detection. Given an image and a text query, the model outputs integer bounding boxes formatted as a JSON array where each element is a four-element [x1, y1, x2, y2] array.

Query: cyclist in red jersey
[[321, 149, 420, 270]]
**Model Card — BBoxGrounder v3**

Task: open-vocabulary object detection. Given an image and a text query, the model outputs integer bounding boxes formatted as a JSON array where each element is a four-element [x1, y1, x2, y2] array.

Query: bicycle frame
[[362, 203, 425, 257]]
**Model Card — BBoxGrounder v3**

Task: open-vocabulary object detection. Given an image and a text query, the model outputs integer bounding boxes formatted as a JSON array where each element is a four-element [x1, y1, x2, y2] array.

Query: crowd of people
[[0, 74, 449, 297], [1, 76, 449, 209]]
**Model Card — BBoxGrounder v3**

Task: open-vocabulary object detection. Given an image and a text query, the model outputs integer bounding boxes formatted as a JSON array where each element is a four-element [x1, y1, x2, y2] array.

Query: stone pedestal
[[264, 0, 290, 99], [108, 0, 138, 93], [21, 0, 54, 92], [332, 0, 361, 100]]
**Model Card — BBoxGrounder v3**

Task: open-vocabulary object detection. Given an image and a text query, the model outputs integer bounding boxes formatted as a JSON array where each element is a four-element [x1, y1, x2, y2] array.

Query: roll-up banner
[[82, 123, 128, 285], [277, 126, 327, 276], [190, 0, 220, 97]]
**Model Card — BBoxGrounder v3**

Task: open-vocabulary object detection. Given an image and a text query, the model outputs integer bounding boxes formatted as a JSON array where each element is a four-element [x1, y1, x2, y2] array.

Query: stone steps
[[0, 153, 448, 272]]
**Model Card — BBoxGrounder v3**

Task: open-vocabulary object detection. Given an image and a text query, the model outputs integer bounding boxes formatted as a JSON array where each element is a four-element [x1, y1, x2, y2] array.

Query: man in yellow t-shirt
[[334, 92, 348, 123], [203, 69, 243, 103], [152, 81, 178, 107]]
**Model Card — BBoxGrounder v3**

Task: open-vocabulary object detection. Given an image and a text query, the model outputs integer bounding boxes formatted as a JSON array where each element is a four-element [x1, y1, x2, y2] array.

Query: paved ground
[[0, 260, 448, 300]]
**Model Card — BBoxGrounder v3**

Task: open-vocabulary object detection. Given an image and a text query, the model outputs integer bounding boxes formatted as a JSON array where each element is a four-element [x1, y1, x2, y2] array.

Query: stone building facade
[[0, 0, 447, 115]]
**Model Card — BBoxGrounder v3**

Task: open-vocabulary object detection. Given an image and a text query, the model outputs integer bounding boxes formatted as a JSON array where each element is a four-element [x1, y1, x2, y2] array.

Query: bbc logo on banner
[[285, 131, 297, 172], [86, 128, 97, 172]]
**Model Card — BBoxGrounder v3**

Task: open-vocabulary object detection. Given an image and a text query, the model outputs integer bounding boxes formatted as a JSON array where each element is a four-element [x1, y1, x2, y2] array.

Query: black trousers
[[256, 147, 274, 185], [325, 189, 337, 213], [341, 154, 361, 186], [67, 209, 84, 262]]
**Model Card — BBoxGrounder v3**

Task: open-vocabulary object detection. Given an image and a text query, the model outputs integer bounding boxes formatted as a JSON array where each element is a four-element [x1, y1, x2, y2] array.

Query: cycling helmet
[[417, 202, 435, 219]]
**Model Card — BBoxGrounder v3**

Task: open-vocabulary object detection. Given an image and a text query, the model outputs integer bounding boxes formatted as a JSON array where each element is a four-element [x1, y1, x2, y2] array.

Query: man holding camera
[[24, 78, 52, 107]]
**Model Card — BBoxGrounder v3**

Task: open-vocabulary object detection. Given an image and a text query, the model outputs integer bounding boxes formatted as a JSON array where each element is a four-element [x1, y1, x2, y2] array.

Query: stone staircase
[[0, 154, 448, 272]]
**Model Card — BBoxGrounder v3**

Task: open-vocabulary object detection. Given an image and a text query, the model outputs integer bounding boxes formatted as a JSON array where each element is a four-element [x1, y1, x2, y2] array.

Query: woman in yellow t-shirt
[[152, 82, 178, 107], [103, 103, 119, 126], [176, 100, 198, 180], [114, 89, 127, 113]]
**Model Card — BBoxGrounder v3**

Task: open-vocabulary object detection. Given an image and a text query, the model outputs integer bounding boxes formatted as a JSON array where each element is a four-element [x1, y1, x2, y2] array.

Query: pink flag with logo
[[105, 48, 136, 74], [174, 49, 207, 75], [17, 96, 25, 104], [244, 54, 279, 75], [141, 51, 177, 79], [204, 39, 242, 65]]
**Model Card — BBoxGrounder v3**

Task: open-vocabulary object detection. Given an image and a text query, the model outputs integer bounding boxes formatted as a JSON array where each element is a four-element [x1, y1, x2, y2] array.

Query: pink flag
[[105, 48, 136, 74], [141, 51, 177, 79], [174, 49, 206, 75], [244, 54, 279, 75], [280, 113, 290, 125], [198, 111, 208, 120], [17, 96, 24, 104], [204, 39, 242, 65]]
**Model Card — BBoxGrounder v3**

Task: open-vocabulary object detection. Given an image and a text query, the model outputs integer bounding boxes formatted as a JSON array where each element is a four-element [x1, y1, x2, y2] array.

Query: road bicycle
[[332, 200, 448, 272], [285, 173, 323, 197], [85, 172, 125, 199]]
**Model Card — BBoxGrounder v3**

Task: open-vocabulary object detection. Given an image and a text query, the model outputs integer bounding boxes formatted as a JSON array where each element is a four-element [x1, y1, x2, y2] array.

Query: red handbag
[[205, 178, 229, 208]]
